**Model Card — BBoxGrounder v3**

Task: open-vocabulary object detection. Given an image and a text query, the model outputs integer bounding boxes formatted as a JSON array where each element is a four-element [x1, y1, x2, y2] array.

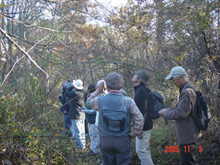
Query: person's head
[[97, 80, 107, 92], [72, 79, 84, 89], [105, 72, 124, 90], [86, 83, 96, 94], [165, 66, 188, 88], [132, 69, 149, 86], [61, 80, 72, 93], [96, 80, 106, 89]]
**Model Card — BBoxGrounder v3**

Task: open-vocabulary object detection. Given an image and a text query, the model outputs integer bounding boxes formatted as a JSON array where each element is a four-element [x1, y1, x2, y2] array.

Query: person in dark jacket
[[83, 83, 101, 155], [65, 79, 86, 149], [132, 69, 154, 165], [59, 82, 71, 136], [159, 66, 200, 165]]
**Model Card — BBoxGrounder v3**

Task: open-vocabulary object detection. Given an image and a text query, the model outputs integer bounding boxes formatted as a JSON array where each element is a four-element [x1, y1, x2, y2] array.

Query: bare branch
[[1, 33, 50, 86], [1, 55, 25, 86], [2, 15, 73, 33], [0, 27, 49, 86]]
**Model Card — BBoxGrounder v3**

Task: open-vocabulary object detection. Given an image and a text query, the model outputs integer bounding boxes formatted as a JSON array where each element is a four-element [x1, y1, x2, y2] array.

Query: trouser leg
[[100, 136, 131, 165], [136, 129, 154, 165], [71, 119, 86, 149], [179, 144, 196, 165], [64, 113, 71, 133], [88, 123, 100, 154]]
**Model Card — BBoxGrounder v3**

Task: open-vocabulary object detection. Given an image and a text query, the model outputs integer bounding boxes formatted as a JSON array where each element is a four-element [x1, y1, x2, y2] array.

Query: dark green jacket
[[65, 87, 85, 120]]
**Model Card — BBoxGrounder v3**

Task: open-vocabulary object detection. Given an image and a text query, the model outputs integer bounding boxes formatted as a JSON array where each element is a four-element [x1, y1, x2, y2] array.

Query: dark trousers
[[64, 113, 71, 133], [100, 136, 131, 165], [179, 143, 196, 165]]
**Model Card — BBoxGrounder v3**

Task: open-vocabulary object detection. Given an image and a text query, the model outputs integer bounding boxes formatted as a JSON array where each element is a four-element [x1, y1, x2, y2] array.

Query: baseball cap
[[165, 66, 187, 80]]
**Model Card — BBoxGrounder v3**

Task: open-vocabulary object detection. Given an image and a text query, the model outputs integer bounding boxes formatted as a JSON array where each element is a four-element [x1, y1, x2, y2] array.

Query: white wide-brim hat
[[72, 79, 83, 89]]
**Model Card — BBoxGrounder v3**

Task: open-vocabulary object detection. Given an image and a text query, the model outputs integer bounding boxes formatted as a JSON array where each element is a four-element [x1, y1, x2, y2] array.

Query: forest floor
[[1, 114, 219, 164], [56, 122, 220, 165]]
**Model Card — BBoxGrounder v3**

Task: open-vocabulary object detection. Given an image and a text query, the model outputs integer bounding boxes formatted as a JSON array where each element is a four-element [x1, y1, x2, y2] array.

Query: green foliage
[[0, 0, 220, 164], [0, 4, 10, 7]]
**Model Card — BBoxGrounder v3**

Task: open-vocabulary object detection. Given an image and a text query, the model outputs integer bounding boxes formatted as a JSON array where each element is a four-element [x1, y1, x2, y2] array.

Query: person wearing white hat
[[72, 79, 84, 89], [159, 66, 200, 165], [65, 79, 86, 149]]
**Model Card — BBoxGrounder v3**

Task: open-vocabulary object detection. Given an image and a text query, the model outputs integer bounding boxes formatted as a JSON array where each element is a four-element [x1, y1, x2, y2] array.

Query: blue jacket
[[59, 94, 69, 113], [85, 108, 96, 124], [84, 93, 96, 124]]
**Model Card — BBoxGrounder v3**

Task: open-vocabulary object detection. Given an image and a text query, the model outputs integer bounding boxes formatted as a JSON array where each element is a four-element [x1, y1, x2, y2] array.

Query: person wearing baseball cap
[[165, 66, 188, 81], [159, 66, 200, 165], [86, 72, 144, 164]]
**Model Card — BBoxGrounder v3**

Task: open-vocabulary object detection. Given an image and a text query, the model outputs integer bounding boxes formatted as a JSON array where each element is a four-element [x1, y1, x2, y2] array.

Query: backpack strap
[[144, 88, 152, 120], [184, 86, 197, 118]]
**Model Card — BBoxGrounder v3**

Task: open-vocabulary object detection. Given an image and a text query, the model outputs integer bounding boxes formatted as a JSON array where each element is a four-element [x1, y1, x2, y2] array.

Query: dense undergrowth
[[0, 80, 219, 164], [0, 103, 219, 165]]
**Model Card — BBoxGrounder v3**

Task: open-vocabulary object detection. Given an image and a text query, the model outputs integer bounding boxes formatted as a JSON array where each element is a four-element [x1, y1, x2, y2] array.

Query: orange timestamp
[[165, 146, 203, 153]]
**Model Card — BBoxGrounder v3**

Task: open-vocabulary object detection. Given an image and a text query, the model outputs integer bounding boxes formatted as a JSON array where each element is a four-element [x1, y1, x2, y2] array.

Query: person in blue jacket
[[59, 81, 72, 136]]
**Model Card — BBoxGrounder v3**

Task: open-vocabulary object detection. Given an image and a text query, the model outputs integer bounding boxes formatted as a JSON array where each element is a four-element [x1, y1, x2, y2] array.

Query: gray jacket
[[163, 82, 200, 145]]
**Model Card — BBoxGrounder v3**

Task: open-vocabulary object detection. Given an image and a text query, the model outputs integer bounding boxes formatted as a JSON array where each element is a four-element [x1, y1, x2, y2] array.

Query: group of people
[[59, 66, 201, 165]]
